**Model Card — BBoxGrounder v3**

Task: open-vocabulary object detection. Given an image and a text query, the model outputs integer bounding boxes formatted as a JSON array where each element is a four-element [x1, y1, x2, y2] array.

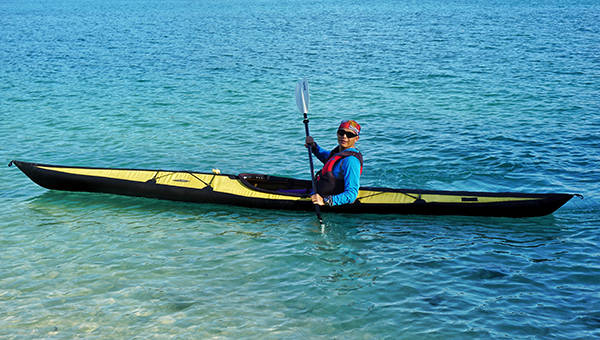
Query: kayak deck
[[9, 160, 574, 217]]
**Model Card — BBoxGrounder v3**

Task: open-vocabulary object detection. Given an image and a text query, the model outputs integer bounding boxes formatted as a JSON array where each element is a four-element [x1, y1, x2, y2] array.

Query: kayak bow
[[9, 160, 573, 217]]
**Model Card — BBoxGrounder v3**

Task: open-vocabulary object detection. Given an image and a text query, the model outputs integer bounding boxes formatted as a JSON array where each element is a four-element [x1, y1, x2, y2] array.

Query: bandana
[[339, 120, 361, 136]]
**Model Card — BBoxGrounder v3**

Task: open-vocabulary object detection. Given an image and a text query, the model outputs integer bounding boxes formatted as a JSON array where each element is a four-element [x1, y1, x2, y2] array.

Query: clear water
[[1, 0, 599, 338]]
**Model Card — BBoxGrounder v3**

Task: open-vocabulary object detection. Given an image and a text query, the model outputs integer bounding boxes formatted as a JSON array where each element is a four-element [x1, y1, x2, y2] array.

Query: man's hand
[[311, 193, 324, 206], [305, 136, 316, 149]]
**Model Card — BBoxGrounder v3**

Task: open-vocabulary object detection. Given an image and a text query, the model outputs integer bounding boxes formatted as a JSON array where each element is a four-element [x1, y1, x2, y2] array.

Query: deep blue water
[[1, 0, 599, 338]]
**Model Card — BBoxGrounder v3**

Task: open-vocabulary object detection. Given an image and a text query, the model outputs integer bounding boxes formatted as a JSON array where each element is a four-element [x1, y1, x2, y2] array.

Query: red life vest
[[316, 147, 363, 196]]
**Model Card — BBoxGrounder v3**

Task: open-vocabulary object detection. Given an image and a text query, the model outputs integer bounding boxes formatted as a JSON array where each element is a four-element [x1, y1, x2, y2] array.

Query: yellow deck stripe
[[38, 166, 306, 201], [357, 190, 542, 204], [38, 166, 542, 205]]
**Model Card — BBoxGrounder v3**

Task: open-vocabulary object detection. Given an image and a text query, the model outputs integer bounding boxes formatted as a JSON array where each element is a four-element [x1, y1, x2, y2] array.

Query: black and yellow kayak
[[9, 160, 574, 217]]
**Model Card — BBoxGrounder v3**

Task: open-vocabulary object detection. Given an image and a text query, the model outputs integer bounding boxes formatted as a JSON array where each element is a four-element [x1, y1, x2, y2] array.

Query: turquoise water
[[2, 0, 599, 338]]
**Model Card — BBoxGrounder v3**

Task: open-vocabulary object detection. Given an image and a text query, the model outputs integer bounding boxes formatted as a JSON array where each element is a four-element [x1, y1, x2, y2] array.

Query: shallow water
[[1, 0, 599, 338]]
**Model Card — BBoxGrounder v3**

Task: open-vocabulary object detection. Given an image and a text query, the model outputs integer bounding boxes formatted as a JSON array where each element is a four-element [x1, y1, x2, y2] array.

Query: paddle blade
[[295, 79, 310, 114]]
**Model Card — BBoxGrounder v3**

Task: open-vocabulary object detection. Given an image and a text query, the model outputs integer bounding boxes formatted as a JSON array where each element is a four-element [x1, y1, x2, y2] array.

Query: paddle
[[295, 79, 325, 229]]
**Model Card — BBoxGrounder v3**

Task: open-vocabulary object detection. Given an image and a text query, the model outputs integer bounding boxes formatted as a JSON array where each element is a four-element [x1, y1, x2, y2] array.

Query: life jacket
[[316, 147, 363, 196]]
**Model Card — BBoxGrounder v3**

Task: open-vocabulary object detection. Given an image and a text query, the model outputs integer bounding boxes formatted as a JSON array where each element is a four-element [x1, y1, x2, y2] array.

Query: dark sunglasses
[[337, 130, 358, 138]]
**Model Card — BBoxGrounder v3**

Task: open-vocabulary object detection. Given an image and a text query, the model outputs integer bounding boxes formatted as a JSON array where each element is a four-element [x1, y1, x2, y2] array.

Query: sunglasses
[[337, 130, 358, 138]]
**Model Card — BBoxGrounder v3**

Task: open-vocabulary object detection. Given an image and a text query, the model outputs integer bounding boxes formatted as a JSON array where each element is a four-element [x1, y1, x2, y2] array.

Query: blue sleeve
[[311, 143, 331, 164], [331, 156, 361, 206]]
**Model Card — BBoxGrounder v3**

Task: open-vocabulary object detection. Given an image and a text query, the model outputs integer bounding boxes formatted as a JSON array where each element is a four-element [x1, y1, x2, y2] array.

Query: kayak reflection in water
[[305, 120, 364, 207]]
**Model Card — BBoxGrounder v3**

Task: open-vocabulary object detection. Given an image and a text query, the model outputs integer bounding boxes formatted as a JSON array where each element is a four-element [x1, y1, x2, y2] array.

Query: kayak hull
[[10, 160, 574, 217]]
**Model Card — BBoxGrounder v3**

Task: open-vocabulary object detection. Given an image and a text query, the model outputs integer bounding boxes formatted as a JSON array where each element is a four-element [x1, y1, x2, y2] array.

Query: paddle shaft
[[303, 113, 323, 225]]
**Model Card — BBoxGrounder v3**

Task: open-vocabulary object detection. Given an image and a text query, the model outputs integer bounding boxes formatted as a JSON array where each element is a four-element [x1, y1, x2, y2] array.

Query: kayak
[[9, 160, 573, 217]]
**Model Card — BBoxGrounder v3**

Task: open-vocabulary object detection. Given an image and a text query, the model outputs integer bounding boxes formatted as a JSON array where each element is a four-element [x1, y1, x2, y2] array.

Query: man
[[305, 120, 363, 207]]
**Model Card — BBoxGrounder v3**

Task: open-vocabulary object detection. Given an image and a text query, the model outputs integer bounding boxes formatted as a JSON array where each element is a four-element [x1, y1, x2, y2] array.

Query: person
[[305, 120, 363, 207]]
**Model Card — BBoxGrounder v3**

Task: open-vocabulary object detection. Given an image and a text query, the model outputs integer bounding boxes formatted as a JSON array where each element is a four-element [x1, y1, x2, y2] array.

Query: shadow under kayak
[[9, 160, 574, 218]]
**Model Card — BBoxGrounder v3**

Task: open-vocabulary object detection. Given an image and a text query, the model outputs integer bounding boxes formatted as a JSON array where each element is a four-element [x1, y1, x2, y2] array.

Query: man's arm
[[305, 136, 330, 163]]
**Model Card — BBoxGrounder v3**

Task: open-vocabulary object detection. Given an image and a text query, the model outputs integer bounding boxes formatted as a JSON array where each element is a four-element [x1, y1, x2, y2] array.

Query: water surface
[[1, 0, 599, 338]]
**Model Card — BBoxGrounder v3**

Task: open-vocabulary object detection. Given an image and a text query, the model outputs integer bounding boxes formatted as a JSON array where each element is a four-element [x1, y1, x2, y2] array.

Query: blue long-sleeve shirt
[[312, 143, 361, 206]]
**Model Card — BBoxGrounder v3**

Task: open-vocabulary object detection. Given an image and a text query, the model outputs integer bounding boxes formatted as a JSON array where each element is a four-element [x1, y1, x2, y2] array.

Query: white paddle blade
[[295, 79, 309, 114]]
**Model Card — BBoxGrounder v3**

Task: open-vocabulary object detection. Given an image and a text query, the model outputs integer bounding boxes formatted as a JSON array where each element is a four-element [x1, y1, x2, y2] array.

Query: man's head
[[337, 120, 360, 149]]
